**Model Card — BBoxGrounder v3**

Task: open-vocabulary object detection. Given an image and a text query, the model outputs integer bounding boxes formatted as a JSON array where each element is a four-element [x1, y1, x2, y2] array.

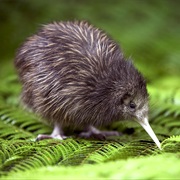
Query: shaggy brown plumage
[[15, 21, 158, 145]]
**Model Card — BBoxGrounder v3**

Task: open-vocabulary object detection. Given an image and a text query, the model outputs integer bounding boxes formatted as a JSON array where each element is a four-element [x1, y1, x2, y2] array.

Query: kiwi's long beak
[[137, 117, 161, 150]]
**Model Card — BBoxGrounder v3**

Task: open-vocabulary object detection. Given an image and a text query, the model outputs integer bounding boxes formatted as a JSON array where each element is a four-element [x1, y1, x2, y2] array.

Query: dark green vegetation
[[0, 0, 180, 179]]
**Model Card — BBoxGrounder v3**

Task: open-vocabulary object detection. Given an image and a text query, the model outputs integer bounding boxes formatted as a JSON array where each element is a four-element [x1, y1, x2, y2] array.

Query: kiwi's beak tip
[[136, 117, 162, 150]]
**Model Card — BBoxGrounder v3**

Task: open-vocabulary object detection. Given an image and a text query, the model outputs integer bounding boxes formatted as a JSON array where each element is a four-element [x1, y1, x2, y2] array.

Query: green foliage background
[[0, 0, 180, 179]]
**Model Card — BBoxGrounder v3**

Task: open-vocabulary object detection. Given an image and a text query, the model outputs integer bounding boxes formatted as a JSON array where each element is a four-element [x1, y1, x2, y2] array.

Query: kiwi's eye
[[129, 101, 136, 110]]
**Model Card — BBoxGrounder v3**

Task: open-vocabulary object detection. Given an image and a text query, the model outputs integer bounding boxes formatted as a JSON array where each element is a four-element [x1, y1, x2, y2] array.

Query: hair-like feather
[[15, 21, 148, 129]]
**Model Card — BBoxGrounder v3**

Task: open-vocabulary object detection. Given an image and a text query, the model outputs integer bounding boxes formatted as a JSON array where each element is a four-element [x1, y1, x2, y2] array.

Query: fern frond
[[0, 104, 51, 139], [0, 139, 91, 173], [2, 154, 180, 179], [161, 135, 180, 152]]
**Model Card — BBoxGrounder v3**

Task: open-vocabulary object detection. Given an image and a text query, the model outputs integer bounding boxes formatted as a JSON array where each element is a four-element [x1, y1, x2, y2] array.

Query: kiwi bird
[[15, 21, 161, 149]]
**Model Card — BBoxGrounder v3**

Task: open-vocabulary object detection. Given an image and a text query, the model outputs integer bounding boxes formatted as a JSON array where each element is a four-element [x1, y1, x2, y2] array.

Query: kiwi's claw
[[78, 126, 120, 140], [36, 134, 67, 141]]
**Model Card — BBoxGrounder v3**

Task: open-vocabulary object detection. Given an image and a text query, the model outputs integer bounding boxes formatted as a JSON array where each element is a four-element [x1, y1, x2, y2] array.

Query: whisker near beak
[[136, 117, 161, 150]]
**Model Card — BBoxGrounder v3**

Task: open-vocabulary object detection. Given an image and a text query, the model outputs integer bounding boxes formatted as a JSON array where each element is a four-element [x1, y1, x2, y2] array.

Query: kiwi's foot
[[78, 126, 120, 140], [36, 134, 67, 141], [36, 124, 66, 141]]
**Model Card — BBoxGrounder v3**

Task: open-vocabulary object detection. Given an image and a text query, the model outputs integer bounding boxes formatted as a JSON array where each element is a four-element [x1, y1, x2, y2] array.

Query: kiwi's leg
[[78, 126, 120, 140], [36, 124, 66, 141]]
